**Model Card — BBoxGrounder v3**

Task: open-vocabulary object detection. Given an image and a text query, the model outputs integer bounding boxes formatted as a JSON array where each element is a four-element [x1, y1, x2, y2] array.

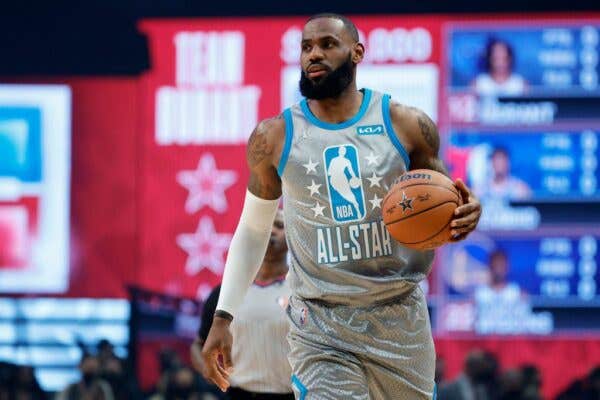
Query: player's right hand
[[200, 316, 233, 392]]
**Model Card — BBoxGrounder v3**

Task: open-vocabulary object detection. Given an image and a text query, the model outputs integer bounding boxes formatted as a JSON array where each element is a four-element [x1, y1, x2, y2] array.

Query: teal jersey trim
[[381, 94, 411, 169], [277, 108, 294, 176], [300, 88, 372, 130]]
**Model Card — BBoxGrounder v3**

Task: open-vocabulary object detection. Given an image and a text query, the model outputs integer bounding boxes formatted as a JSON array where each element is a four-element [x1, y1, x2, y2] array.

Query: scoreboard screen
[[449, 25, 600, 94], [441, 19, 600, 335], [448, 130, 600, 202], [442, 232, 600, 301]]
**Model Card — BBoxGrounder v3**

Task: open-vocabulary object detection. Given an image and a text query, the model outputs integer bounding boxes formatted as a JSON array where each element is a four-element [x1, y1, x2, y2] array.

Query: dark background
[[1, 0, 599, 76]]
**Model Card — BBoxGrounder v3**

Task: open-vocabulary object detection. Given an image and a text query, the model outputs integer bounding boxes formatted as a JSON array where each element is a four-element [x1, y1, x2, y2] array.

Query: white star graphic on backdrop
[[365, 152, 381, 166], [177, 153, 237, 214], [303, 158, 319, 174], [311, 202, 326, 217], [306, 180, 322, 196], [369, 193, 383, 210], [196, 284, 214, 301], [177, 217, 232, 276], [366, 172, 383, 188]]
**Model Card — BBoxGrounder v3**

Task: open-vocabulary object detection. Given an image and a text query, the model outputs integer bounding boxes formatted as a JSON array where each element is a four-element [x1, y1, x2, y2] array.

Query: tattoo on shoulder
[[410, 107, 439, 152], [248, 172, 281, 199], [247, 117, 280, 167], [247, 131, 272, 167]]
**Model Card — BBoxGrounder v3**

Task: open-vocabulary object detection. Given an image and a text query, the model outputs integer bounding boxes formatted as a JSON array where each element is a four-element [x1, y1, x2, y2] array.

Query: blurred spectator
[[97, 339, 116, 365], [588, 366, 600, 399], [497, 368, 525, 400], [56, 354, 114, 400], [151, 349, 185, 398], [555, 379, 586, 400], [0, 363, 46, 400], [437, 349, 498, 400], [521, 365, 542, 400], [159, 349, 183, 374], [149, 366, 205, 400], [166, 367, 203, 400], [556, 365, 600, 400], [472, 146, 532, 204], [472, 38, 527, 96], [100, 356, 142, 400], [496, 367, 542, 400], [0, 362, 16, 400], [13, 365, 47, 400]]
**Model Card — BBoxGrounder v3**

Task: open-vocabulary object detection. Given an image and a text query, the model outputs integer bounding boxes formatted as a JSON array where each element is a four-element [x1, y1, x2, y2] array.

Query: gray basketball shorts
[[286, 287, 436, 400]]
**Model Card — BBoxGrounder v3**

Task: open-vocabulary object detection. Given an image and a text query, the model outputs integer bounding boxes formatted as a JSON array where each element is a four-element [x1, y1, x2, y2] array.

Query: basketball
[[349, 177, 361, 189], [382, 169, 462, 250]]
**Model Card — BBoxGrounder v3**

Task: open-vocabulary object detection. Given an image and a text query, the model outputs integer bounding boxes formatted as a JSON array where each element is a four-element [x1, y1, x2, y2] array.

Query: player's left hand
[[190, 337, 209, 380], [450, 179, 481, 241]]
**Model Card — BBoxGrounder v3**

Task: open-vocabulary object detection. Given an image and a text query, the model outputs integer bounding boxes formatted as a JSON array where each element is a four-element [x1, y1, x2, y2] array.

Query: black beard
[[299, 55, 354, 100]]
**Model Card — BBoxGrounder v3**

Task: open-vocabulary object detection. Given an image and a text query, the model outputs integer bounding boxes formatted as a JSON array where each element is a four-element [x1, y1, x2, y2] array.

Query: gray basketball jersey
[[278, 88, 435, 306]]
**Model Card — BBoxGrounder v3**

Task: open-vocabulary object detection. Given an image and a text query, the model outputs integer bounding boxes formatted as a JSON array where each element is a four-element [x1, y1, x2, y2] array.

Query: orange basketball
[[382, 169, 461, 250]]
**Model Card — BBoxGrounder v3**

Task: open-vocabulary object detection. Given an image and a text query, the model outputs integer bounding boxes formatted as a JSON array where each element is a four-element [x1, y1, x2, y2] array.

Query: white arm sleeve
[[216, 190, 280, 317]]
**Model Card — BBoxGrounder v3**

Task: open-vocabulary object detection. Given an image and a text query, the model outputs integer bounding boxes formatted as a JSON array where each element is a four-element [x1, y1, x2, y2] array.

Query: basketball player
[[201, 13, 482, 399], [191, 210, 294, 400]]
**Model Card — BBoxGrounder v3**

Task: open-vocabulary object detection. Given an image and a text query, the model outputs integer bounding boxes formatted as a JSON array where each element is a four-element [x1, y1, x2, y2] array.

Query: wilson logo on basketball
[[397, 172, 432, 182]]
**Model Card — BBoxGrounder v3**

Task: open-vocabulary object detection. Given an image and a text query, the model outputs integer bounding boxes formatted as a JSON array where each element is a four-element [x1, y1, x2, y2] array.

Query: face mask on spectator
[[82, 372, 97, 387]]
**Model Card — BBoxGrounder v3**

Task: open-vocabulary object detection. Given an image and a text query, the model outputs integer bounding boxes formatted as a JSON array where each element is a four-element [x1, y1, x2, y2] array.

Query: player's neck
[[493, 173, 507, 183], [255, 259, 288, 283], [491, 279, 507, 288], [491, 70, 511, 83], [306, 83, 362, 124]]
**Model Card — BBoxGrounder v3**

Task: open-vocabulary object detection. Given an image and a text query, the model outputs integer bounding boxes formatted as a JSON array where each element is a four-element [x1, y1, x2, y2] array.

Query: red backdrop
[[68, 78, 139, 297]]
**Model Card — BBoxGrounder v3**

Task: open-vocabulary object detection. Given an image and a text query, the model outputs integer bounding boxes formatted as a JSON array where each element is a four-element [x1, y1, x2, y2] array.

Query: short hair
[[79, 353, 97, 365], [306, 13, 359, 42], [491, 146, 509, 159], [483, 38, 515, 72], [489, 249, 507, 263]]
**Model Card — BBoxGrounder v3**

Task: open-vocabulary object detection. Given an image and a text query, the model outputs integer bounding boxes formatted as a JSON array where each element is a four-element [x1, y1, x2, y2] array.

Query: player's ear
[[352, 42, 365, 64]]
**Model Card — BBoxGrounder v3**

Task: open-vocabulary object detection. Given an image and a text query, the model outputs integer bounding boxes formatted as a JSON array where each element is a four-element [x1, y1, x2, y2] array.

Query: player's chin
[[305, 79, 321, 87], [308, 74, 328, 83]]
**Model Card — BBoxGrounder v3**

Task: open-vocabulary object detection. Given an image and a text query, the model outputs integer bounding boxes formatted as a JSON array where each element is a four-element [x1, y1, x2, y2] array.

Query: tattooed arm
[[246, 115, 286, 199], [389, 102, 481, 241], [389, 102, 448, 175]]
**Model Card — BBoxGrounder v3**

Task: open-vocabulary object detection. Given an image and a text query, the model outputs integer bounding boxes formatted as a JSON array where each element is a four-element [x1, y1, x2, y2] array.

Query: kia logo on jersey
[[356, 124, 384, 135]]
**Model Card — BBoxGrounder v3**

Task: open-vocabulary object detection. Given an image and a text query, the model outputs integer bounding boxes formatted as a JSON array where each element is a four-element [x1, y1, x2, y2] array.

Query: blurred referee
[[191, 210, 293, 400]]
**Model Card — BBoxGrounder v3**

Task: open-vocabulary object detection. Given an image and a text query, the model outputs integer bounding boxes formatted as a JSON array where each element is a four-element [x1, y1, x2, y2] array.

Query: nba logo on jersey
[[323, 144, 366, 223]]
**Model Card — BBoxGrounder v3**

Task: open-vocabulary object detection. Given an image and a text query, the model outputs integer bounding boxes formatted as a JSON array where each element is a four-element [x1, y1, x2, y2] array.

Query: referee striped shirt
[[199, 277, 292, 394]]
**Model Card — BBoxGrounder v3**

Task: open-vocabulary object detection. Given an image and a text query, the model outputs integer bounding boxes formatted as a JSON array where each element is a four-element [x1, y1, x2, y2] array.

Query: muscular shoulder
[[388, 101, 439, 155], [246, 115, 286, 199], [247, 115, 286, 169]]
